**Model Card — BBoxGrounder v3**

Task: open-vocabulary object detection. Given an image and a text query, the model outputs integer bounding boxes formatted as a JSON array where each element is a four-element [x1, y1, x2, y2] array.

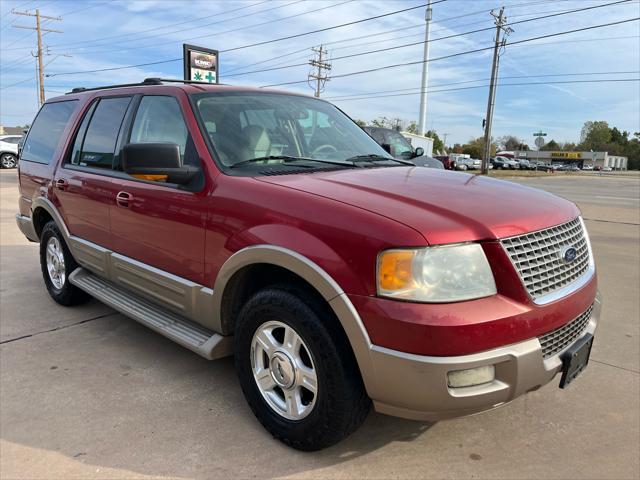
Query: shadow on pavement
[[0, 309, 432, 479]]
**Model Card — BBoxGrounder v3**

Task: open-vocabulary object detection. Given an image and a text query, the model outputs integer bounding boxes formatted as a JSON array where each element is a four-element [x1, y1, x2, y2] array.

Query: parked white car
[[455, 158, 481, 170], [0, 135, 21, 169], [582, 164, 594, 171]]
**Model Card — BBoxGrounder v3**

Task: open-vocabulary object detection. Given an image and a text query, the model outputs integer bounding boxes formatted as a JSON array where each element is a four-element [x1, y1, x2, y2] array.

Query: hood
[[257, 167, 580, 245]]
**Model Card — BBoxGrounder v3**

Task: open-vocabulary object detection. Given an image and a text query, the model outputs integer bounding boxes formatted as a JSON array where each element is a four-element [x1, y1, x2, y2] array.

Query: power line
[[221, 0, 635, 77], [0, 76, 35, 90], [326, 78, 640, 102], [11, 8, 63, 105], [259, 16, 640, 88], [1, 0, 274, 52], [1, 55, 34, 71], [56, 0, 310, 54], [55, 1, 113, 18], [2, 29, 36, 48], [44, 1, 447, 78], [329, 0, 636, 53], [46, 0, 435, 58], [224, 0, 635, 78], [325, 70, 640, 100]]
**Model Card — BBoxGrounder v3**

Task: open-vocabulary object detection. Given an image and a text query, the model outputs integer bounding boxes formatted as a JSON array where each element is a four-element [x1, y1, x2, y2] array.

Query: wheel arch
[[31, 197, 71, 241], [212, 245, 377, 393]]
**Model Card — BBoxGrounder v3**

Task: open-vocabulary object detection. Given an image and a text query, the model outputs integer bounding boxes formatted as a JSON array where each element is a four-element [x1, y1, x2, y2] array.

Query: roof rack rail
[[147, 77, 225, 86], [65, 77, 224, 95], [65, 78, 163, 95]]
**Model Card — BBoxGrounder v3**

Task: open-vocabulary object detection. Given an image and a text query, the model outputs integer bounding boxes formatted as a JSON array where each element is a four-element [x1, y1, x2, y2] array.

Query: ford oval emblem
[[560, 246, 578, 264]]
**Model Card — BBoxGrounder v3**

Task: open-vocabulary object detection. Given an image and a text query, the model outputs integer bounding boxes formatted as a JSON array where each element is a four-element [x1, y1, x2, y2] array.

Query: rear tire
[[1, 153, 17, 169], [234, 286, 371, 451], [40, 221, 90, 306]]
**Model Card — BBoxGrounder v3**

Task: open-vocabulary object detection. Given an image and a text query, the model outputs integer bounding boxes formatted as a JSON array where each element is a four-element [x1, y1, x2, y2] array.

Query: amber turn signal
[[378, 250, 416, 291]]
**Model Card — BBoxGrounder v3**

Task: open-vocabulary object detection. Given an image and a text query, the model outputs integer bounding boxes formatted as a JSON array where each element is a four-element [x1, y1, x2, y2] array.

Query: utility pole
[[308, 45, 331, 98], [417, 0, 433, 136], [481, 8, 512, 174], [442, 132, 450, 152], [12, 8, 62, 106]]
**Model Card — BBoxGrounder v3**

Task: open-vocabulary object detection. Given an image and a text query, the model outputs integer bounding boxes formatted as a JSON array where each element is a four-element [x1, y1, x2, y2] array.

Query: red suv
[[16, 79, 600, 451]]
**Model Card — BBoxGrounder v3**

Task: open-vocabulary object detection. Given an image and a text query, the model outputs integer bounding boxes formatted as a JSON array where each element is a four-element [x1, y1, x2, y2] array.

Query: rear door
[[54, 96, 133, 249], [108, 94, 208, 285]]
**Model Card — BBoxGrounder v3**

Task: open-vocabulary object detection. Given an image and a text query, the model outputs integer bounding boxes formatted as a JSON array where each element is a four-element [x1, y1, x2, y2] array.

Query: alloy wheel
[[45, 237, 66, 289], [251, 320, 318, 420], [1, 154, 16, 169]]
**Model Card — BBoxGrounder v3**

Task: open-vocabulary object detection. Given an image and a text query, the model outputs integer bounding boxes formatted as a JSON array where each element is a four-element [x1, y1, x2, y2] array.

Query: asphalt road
[[1, 170, 638, 479]]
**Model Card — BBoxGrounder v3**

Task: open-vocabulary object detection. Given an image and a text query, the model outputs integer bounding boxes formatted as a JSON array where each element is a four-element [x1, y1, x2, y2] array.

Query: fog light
[[447, 365, 495, 388]]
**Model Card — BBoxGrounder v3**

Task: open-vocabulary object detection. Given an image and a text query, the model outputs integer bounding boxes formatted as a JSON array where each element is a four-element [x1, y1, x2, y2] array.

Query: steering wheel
[[311, 144, 338, 157]]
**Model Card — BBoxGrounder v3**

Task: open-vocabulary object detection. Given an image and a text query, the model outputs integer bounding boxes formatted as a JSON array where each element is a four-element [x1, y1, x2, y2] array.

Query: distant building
[[498, 150, 628, 170], [0, 125, 28, 136]]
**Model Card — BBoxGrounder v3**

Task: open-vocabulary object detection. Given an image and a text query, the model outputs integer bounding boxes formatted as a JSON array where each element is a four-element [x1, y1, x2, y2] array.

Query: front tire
[[1, 153, 17, 169], [234, 286, 370, 451], [40, 221, 90, 306]]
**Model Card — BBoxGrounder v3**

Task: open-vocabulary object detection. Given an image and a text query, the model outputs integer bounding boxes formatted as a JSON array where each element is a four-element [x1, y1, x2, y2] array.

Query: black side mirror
[[123, 143, 198, 185], [414, 147, 424, 157], [381, 143, 392, 154]]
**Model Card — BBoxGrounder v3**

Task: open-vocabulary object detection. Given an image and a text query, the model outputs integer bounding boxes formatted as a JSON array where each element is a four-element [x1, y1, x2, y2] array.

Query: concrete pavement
[[1, 170, 638, 479]]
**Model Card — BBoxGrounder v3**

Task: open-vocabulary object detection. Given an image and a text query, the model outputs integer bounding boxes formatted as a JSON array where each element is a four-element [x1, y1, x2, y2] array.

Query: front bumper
[[368, 292, 602, 421]]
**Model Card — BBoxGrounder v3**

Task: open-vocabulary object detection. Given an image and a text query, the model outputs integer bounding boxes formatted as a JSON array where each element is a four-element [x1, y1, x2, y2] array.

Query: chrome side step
[[69, 268, 232, 360]]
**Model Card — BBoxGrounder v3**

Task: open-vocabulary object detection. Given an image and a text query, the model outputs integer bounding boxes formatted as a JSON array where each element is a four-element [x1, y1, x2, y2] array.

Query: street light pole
[[417, 0, 432, 136]]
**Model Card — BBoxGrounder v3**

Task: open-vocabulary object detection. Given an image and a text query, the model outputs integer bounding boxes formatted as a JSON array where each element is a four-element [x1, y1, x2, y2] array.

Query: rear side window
[[76, 97, 131, 169], [21, 100, 77, 164]]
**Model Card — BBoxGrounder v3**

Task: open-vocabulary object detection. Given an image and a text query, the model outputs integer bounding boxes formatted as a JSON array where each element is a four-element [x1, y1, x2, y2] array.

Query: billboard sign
[[551, 151, 581, 159], [183, 44, 218, 84]]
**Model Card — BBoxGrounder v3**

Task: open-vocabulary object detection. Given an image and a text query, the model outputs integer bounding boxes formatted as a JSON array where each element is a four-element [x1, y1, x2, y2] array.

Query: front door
[[108, 94, 208, 286]]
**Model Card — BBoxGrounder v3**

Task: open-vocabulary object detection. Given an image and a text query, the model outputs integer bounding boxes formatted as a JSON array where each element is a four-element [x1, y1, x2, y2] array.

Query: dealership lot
[[1, 170, 638, 479]]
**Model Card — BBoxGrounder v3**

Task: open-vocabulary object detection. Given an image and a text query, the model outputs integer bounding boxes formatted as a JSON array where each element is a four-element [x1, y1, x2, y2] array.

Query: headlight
[[377, 244, 497, 302]]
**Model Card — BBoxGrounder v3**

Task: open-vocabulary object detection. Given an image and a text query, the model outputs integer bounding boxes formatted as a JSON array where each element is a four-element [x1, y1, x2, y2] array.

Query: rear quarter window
[[21, 100, 77, 164]]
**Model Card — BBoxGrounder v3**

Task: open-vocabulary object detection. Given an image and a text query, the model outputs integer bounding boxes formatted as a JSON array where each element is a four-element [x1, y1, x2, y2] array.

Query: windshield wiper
[[229, 155, 355, 169], [345, 154, 414, 166]]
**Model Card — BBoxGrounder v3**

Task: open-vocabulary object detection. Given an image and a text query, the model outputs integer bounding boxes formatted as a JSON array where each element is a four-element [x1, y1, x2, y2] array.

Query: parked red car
[[16, 79, 600, 451], [433, 154, 457, 170]]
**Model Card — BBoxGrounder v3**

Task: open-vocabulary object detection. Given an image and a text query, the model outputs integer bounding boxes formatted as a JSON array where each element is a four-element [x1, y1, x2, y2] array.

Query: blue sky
[[1, 0, 639, 147]]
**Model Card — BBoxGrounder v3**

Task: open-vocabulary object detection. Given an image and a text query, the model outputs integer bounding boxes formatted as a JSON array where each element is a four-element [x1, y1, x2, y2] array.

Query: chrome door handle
[[55, 179, 69, 190], [116, 191, 133, 208]]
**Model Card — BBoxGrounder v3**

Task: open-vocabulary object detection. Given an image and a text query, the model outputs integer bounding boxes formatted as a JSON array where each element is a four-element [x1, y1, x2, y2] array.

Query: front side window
[[21, 100, 77, 164], [130, 96, 189, 156], [74, 97, 131, 169], [192, 92, 393, 173], [368, 129, 386, 145]]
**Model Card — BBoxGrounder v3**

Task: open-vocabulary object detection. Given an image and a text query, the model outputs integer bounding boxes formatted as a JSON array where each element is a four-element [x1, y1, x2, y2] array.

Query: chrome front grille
[[501, 217, 590, 301], [539, 304, 593, 359]]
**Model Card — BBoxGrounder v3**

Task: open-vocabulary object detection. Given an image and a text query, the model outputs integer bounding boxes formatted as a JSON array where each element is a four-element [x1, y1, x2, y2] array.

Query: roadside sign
[[533, 130, 547, 137], [183, 44, 219, 84], [534, 136, 545, 148]]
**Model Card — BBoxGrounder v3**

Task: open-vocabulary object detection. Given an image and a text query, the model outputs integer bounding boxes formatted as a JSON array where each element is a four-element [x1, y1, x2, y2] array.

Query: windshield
[[192, 92, 393, 170]]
